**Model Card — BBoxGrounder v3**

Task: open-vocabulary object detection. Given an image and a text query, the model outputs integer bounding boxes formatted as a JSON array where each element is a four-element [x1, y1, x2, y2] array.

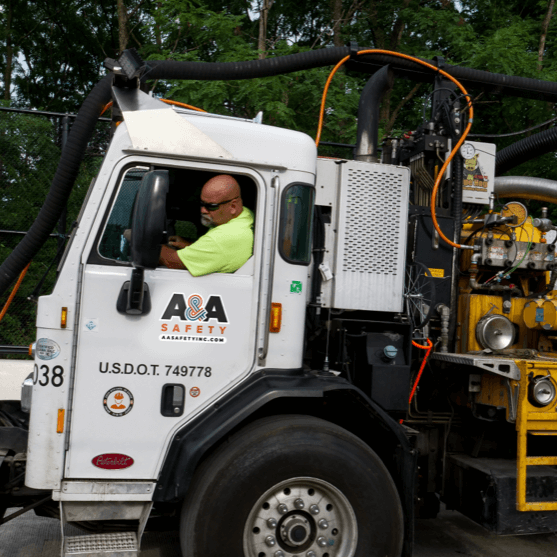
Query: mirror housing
[[131, 170, 169, 268]]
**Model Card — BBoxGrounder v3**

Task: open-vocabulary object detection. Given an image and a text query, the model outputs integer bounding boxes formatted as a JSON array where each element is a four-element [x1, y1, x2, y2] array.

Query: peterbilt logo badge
[[92, 453, 134, 470]]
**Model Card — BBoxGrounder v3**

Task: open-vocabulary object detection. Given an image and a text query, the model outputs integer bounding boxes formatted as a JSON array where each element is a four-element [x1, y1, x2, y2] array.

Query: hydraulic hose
[[495, 126, 557, 176]]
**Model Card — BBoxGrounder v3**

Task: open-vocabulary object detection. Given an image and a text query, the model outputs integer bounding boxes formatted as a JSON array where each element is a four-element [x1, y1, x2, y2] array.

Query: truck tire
[[180, 414, 404, 557]]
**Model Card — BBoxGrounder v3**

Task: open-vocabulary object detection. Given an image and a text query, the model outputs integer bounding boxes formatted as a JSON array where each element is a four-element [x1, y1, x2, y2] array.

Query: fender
[[153, 368, 416, 499]]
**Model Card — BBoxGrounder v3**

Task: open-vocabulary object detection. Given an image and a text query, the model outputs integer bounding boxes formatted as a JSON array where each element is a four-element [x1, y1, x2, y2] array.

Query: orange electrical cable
[[100, 99, 206, 116], [400, 338, 434, 424], [408, 338, 434, 404], [0, 262, 31, 323], [161, 99, 207, 112], [100, 101, 112, 116], [316, 49, 474, 250]]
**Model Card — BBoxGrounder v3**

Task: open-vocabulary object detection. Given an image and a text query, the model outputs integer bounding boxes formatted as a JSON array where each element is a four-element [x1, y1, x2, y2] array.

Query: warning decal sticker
[[103, 387, 134, 417]]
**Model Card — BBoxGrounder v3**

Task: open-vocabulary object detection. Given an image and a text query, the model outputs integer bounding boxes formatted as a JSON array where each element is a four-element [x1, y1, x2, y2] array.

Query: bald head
[[200, 174, 243, 227], [202, 175, 241, 200]]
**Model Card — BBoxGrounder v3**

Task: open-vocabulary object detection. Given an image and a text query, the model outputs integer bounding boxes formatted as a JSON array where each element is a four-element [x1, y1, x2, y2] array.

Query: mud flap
[[0, 427, 28, 454]]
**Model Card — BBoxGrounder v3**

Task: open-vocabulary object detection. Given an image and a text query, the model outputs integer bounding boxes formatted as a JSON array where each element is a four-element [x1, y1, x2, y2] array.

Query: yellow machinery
[[451, 207, 557, 515]]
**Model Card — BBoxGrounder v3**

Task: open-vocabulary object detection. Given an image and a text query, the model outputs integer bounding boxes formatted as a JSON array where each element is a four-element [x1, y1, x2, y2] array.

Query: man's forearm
[[159, 245, 187, 269]]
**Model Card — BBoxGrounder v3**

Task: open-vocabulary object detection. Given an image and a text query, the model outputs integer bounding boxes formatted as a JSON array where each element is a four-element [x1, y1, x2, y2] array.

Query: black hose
[[495, 126, 557, 175], [310, 206, 326, 305], [469, 117, 557, 138], [448, 155, 464, 350], [0, 75, 113, 296], [146, 47, 350, 81], [148, 50, 557, 103], [348, 53, 557, 103], [355, 65, 393, 162]]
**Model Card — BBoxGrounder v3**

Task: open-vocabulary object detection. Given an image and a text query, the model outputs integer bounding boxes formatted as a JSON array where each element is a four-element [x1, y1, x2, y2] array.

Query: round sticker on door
[[103, 387, 134, 417], [190, 386, 200, 398], [36, 338, 60, 360]]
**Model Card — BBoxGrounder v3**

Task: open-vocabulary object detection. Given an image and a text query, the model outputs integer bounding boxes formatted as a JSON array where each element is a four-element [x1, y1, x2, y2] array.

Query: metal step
[[444, 455, 557, 534], [63, 532, 138, 557]]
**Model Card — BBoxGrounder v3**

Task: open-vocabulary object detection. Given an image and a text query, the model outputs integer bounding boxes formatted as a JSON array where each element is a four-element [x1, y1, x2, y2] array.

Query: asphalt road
[[1, 506, 557, 557]]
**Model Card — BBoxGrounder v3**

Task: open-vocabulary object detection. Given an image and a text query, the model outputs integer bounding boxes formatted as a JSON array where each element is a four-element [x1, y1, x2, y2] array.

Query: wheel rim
[[243, 477, 358, 557]]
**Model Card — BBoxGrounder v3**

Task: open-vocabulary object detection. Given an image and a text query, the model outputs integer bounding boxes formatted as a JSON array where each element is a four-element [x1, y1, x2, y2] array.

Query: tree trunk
[[155, 2, 162, 52], [538, 0, 555, 70], [382, 0, 414, 134], [390, 0, 412, 50], [258, 0, 274, 59], [385, 83, 422, 136], [4, 0, 13, 101], [330, 0, 343, 47], [117, 0, 129, 53]]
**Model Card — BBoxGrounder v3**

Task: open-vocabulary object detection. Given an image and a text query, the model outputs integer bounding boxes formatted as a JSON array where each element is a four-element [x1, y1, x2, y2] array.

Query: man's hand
[[168, 235, 191, 249]]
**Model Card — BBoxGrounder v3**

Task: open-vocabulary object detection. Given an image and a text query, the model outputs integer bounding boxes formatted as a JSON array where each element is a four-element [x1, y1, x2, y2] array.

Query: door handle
[[161, 384, 185, 417]]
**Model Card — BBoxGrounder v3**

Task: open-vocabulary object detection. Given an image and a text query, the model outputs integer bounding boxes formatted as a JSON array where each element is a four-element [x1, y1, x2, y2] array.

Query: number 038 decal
[[33, 364, 64, 387]]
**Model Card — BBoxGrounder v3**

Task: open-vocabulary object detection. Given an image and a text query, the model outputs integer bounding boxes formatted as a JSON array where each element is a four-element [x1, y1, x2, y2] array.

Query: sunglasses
[[200, 196, 239, 211]]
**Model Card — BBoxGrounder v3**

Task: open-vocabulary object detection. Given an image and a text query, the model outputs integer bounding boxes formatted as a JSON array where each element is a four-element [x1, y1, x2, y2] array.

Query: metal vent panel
[[333, 161, 410, 312]]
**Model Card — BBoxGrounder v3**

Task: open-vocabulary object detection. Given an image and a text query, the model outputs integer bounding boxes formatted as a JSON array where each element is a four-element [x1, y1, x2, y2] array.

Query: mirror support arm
[[117, 268, 151, 315], [128, 268, 146, 314]]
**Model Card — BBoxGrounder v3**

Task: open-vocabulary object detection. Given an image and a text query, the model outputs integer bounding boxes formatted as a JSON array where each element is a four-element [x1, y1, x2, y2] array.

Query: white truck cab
[[29, 89, 318, 486]]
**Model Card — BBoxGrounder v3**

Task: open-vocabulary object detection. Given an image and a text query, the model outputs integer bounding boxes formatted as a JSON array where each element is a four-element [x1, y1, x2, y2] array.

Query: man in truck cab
[[159, 174, 254, 275]]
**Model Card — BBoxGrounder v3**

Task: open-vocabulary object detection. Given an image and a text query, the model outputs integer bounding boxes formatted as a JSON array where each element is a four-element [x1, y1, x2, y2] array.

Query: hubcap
[[280, 515, 311, 546], [243, 477, 357, 557]]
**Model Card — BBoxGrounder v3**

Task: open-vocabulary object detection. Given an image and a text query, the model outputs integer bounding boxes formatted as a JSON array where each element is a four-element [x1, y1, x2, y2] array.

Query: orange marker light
[[57, 409, 65, 434], [61, 307, 68, 329], [270, 303, 282, 333]]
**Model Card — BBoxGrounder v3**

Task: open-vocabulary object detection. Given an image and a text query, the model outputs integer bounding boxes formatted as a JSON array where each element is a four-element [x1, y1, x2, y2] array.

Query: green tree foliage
[[2, 0, 557, 349], [0, 0, 152, 111], [2, 0, 556, 146], [0, 108, 108, 349]]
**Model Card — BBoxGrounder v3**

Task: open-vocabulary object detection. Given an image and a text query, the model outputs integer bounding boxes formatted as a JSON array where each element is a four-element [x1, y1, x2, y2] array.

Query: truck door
[[65, 162, 262, 479]]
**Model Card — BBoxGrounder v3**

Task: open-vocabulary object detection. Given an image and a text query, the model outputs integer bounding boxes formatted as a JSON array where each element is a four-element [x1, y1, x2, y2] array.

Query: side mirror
[[130, 170, 169, 269], [116, 170, 168, 316]]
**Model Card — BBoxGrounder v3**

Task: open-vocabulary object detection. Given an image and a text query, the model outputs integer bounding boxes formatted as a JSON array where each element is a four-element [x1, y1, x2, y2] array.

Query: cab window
[[279, 183, 314, 265], [99, 167, 146, 262], [95, 166, 257, 268]]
